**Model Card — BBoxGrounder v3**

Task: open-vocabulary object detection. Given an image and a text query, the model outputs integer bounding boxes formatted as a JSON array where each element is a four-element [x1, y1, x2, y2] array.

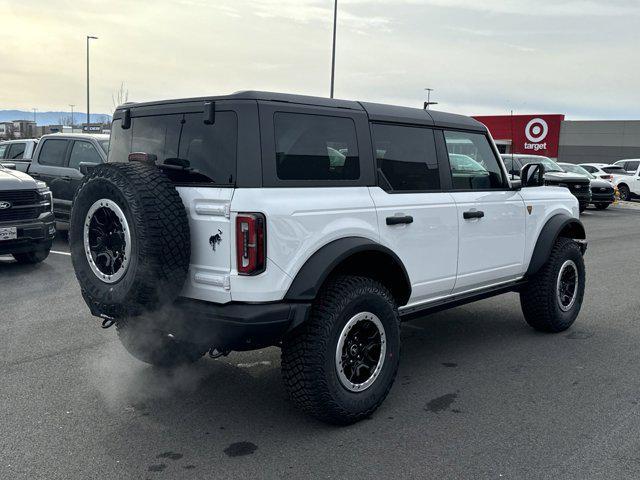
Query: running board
[[399, 279, 527, 320]]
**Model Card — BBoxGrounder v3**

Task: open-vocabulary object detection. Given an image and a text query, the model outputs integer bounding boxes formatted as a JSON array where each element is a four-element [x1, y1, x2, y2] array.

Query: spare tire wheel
[[69, 163, 191, 318]]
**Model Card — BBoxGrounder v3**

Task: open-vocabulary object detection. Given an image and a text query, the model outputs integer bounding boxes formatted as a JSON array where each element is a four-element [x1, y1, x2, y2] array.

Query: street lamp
[[69, 104, 75, 127], [330, 0, 337, 99], [86, 36, 98, 125], [423, 88, 438, 110]]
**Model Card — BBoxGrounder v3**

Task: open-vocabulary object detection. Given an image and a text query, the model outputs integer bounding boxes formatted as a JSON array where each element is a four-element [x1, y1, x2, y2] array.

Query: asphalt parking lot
[[1, 204, 640, 480]]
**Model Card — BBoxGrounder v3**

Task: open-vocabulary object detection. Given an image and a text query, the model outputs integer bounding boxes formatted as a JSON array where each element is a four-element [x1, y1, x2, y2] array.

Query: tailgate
[[176, 186, 234, 303]]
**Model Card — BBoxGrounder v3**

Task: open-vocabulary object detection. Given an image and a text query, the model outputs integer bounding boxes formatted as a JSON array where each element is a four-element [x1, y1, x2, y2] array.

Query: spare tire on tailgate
[[69, 162, 190, 319]]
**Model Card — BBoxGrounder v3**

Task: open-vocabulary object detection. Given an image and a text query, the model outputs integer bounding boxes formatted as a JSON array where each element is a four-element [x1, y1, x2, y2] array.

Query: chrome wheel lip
[[556, 259, 579, 312], [83, 199, 131, 284], [335, 312, 386, 393]]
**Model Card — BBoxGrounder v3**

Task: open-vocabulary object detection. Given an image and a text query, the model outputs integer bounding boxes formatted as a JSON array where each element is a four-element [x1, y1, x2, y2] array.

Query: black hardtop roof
[[115, 91, 486, 131]]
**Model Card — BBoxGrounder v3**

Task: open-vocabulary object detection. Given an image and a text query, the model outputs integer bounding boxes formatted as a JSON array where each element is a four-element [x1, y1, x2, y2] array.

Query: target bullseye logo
[[525, 118, 548, 143]]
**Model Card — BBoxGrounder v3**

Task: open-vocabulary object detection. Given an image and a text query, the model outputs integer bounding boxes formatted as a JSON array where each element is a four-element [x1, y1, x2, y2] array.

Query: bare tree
[[58, 115, 73, 126], [112, 82, 129, 110]]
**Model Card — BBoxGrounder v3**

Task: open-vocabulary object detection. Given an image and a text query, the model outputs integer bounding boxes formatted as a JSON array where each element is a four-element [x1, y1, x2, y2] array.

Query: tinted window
[[603, 166, 626, 174], [108, 112, 237, 185], [581, 165, 596, 173], [68, 141, 102, 170], [372, 124, 439, 191], [0, 144, 7, 158], [177, 112, 237, 185], [274, 113, 359, 181], [445, 131, 504, 190], [108, 119, 133, 162], [7, 143, 26, 159], [131, 115, 180, 162], [38, 139, 68, 166], [626, 160, 639, 172]]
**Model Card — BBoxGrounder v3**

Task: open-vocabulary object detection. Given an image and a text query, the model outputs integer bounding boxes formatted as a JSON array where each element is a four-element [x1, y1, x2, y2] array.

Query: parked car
[[578, 163, 628, 184], [611, 163, 640, 201], [26, 133, 109, 226], [68, 91, 587, 425], [558, 162, 616, 209], [580, 164, 640, 201], [0, 139, 38, 172], [613, 158, 640, 174], [501, 154, 591, 212], [0, 163, 55, 263]]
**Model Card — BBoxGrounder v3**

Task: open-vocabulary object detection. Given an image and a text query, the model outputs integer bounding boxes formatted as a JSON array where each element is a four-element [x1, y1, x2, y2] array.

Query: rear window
[[7, 143, 26, 160], [108, 112, 237, 185], [39, 139, 68, 166], [603, 166, 627, 174], [274, 112, 359, 181]]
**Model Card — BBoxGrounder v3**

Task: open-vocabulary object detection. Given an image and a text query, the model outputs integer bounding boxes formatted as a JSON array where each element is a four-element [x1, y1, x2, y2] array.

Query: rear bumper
[[158, 298, 311, 351], [0, 212, 55, 255]]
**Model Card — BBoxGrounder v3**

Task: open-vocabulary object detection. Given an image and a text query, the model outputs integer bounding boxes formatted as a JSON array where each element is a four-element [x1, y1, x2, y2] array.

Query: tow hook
[[100, 315, 116, 329], [208, 348, 230, 359]]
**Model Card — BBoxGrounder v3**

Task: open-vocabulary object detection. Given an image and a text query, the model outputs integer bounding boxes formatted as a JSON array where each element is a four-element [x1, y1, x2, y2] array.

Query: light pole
[[330, 0, 337, 98], [32, 108, 37, 123], [86, 35, 98, 125], [423, 88, 438, 110], [69, 104, 75, 127]]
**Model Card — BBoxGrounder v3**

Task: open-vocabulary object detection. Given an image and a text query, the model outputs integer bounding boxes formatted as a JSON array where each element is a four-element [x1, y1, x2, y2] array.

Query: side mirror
[[510, 178, 522, 189], [520, 163, 545, 187], [79, 161, 98, 176]]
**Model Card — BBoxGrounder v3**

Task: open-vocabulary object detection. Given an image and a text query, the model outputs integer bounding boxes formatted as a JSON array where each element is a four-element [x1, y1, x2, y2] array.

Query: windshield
[[98, 139, 109, 153], [560, 163, 595, 178], [528, 156, 563, 172]]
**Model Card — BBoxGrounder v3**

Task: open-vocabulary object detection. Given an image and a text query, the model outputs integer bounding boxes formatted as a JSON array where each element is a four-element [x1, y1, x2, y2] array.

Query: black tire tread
[[70, 162, 190, 317], [520, 237, 584, 332], [281, 275, 399, 425]]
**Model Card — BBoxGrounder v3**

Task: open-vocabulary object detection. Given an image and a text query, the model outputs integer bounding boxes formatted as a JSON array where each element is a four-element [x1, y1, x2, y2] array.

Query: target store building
[[473, 114, 640, 165]]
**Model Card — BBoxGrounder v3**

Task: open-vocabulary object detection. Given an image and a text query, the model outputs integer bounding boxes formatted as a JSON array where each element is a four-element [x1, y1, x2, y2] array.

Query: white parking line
[[50, 250, 71, 256]]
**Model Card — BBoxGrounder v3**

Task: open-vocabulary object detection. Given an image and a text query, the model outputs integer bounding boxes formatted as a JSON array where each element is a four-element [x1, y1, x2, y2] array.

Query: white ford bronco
[[69, 92, 587, 424]]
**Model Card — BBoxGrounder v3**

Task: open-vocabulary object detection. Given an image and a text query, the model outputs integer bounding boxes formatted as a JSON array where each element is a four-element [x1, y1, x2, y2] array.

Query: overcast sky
[[2, 0, 639, 119]]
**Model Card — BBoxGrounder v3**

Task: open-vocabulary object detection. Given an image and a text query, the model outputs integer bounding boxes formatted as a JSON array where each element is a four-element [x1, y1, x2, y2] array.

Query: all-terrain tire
[[69, 163, 190, 318], [116, 315, 206, 368], [281, 275, 401, 425], [520, 237, 585, 332], [12, 248, 50, 264], [594, 203, 609, 210]]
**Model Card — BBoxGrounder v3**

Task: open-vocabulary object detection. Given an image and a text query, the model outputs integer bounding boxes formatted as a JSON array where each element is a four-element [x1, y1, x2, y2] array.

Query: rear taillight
[[236, 213, 266, 275], [602, 175, 613, 181]]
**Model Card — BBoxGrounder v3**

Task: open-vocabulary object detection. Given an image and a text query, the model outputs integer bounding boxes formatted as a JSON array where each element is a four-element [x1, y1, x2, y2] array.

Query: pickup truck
[[0, 163, 55, 263], [0, 139, 38, 172], [25, 134, 109, 225]]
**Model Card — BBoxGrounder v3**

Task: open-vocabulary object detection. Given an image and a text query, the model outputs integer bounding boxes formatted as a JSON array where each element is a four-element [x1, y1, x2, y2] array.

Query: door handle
[[386, 215, 414, 225], [463, 210, 484, 219]]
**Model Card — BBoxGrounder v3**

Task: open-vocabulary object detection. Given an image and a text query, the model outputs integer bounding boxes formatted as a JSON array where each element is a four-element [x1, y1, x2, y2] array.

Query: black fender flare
[[526, 214, 586, 277], [284, 237, 411, 304]]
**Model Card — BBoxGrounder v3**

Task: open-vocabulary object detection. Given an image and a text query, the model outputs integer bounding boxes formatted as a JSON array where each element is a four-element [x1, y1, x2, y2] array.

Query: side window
[[274, 112, 359, 181], [68, 141, 102, 170], [582, 165, 595, 173], [502, 156, 514, 175], [627, 160, 640, 172], [444, 131, 505, 190], [38, 139, 68, 167], [7, 143, 26, 159], [0, 144, 7, 158], [371, 123, 440, 191]]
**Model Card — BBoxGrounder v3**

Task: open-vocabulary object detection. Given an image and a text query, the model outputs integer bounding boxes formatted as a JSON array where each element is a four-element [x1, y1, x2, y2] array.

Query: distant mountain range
[[0, 110, 111, 126]]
